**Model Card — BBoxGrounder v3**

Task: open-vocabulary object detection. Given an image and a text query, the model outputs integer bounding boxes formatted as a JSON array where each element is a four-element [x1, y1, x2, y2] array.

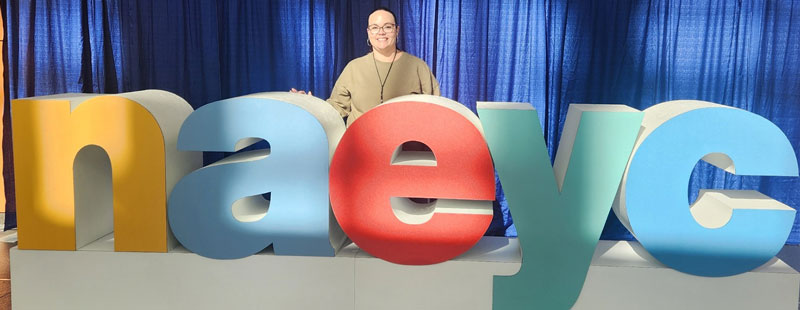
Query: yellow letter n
[[12, 90, 198, 252]]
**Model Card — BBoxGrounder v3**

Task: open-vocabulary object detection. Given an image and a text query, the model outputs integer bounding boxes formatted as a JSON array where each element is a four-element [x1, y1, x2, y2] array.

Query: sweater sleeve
[[326, 64, 352, 118], [419, 61, 441, 96], [431, 74, 441, 96]]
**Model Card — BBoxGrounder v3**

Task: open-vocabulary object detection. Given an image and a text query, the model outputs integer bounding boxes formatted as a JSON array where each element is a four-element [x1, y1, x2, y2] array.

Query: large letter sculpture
[[613, 100, 798, 276], [168, 93, 346, 259], [330, 95, 495, 265], [479, 103, 643, 309], [12, 90, 200, 252]]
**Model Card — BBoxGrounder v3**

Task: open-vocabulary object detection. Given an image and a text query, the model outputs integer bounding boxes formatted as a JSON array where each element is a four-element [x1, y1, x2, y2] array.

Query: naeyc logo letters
[[11, 91, 798, 309]]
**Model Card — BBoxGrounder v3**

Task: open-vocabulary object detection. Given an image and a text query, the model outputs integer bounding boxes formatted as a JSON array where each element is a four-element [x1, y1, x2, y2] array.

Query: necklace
[[372, 49, 397, 104]]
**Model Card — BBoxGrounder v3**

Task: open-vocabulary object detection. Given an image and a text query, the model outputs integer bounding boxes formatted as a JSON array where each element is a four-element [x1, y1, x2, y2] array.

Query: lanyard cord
[[373, 49, 397, 104]]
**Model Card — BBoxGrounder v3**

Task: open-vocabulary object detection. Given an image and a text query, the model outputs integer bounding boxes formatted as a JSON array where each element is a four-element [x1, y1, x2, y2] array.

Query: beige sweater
[[327, 52, 440, 126]]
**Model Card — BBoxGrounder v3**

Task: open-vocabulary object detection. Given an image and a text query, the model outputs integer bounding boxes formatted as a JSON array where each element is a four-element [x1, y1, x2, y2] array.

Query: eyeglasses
[[367, 24, 396, 34]]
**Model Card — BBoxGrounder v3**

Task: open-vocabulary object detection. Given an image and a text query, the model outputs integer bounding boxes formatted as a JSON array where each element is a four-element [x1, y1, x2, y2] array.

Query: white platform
[[10, 237, 800, 309], [574, 241, 799, 309]]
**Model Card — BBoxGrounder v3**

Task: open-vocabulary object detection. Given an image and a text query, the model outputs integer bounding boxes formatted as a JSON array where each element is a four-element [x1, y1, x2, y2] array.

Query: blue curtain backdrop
[[4, 0, 800, 242]]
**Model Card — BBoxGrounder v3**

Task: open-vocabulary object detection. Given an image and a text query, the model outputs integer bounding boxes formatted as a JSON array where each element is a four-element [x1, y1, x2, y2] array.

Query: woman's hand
[[290, 88, 313, 96]]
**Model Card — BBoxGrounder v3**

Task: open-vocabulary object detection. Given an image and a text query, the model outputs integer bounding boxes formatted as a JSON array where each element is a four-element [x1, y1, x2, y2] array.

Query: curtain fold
[[4, 0, 800, 242], [1, 0, 14, 230]]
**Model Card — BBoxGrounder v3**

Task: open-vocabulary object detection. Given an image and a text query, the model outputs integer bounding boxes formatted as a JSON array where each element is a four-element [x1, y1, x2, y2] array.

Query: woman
[[292, 7, 440, 126], [294, 7, 511, 237]]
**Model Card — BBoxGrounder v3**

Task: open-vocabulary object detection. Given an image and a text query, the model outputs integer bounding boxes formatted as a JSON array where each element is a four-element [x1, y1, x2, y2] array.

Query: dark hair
[[367, 7, 402, 52], [371, 7, 398, 27]]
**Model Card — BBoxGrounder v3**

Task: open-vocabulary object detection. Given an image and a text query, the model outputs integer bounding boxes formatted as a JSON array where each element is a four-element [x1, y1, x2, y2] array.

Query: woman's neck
[[372, 47, 401, 62]]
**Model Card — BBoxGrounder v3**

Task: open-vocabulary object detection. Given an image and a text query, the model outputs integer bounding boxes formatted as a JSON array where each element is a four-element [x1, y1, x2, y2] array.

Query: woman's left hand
[[290, 88, 313, 96]]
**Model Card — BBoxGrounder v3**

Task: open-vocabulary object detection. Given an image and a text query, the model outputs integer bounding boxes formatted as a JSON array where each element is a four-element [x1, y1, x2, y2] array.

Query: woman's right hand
[[290, 88, 313, 96]]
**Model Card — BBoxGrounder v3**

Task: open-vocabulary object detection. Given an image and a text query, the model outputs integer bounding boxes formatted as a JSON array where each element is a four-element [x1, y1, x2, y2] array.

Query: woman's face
[[367, 10, 398, 52]]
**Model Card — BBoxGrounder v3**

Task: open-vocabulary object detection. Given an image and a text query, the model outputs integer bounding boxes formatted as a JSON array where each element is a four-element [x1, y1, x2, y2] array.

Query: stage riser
[[10, 239, 799, 310]]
